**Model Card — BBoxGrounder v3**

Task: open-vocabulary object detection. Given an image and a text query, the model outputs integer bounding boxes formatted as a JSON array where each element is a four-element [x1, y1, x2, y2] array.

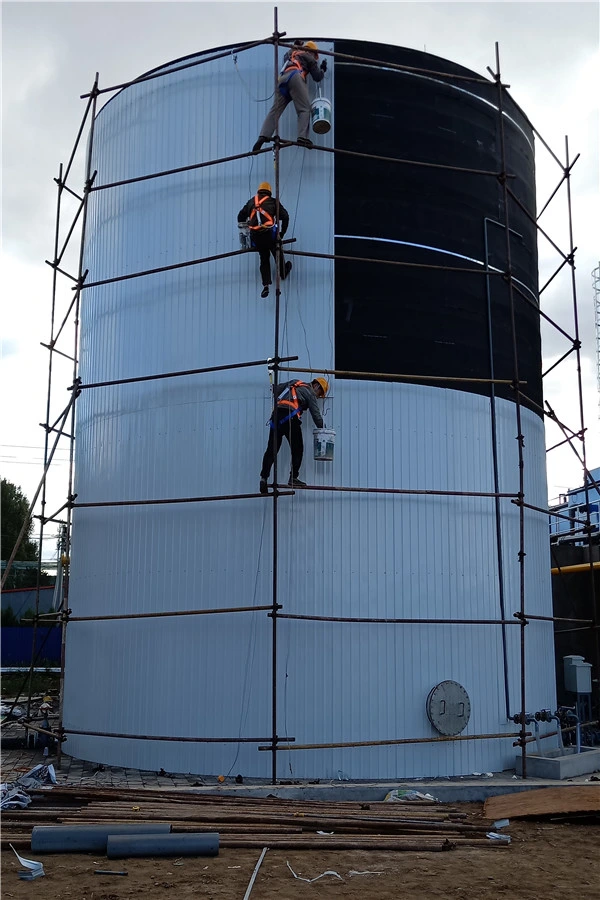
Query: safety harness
[[248, 194, 276, 233], [270, 380, 309, 427], [278, 50, 309, 97]]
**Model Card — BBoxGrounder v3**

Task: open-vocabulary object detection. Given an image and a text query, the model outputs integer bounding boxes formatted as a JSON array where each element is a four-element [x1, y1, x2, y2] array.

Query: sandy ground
[[2, 816, 599, 899]]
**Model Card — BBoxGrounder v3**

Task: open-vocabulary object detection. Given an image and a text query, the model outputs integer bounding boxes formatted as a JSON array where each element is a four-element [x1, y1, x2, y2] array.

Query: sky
[[1, 0, 599, 561]]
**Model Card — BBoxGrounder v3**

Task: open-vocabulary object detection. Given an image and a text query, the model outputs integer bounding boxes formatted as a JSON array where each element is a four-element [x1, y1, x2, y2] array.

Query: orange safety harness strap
[[282, 50, 309, 81], [249, 194, 276, 232], [271, 380, 309, 426]]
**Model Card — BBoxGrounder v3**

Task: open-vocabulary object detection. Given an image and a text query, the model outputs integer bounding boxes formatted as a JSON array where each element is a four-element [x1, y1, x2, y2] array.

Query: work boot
[[259, 478, 268, 495], [297, 137, 313, 149], [252, 136, 269, 152], [283, 261, 292, 279], [288, 476, 307, 488], [261, 285, 269, 298]]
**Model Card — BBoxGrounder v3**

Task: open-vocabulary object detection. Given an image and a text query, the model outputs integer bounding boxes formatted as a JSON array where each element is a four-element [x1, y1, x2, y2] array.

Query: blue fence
[[1, 627, 61, 666]]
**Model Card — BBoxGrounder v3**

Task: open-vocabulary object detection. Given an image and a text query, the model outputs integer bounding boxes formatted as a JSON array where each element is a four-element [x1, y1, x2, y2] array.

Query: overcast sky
[[2, 0, 599, 558]]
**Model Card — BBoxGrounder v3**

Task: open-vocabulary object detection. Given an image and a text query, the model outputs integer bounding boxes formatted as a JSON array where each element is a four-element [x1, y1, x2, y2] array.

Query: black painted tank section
[[333, 41, 541, 413]]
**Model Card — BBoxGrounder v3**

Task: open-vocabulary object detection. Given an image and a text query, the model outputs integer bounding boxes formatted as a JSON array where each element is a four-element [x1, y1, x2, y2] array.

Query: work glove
[[320, 59, 327, 73]]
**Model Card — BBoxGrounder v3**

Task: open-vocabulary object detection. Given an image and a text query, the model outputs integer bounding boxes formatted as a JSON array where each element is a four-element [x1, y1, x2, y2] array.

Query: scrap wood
[[483, 786, 600, 820], [42, 786, 444, 809]]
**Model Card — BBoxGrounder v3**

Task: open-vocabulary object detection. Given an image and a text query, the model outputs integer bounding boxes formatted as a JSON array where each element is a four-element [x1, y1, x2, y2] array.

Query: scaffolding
[[595, 264, 600, 417], [4, 11, 599, 783]]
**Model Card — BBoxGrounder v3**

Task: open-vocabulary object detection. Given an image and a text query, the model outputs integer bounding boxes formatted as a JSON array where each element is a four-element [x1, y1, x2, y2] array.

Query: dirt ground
[[2, 814, 599, 899]]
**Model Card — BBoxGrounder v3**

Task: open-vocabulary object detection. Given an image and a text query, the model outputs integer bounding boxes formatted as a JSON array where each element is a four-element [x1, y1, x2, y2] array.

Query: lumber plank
[[483, 786, 600, 819]]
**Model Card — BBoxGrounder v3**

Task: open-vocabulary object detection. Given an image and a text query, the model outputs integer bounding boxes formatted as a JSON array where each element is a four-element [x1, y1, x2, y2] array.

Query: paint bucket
[[237, 223, 250, 249], [310, 97, 332, 134], [313, 428, 336, 462]]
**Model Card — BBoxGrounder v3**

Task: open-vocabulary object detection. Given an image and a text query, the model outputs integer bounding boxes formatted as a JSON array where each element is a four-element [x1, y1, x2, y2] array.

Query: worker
[[260, 377, 329, 492], [252, 40, 327, 151], [38, 700, 53, 757], [238, 182, 292, 298]]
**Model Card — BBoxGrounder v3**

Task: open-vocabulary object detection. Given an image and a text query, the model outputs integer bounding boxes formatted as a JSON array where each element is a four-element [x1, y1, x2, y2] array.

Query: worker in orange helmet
[[260, 377, 329, 492], [253, 40, 327, 152], [238, 182, 292, 299]]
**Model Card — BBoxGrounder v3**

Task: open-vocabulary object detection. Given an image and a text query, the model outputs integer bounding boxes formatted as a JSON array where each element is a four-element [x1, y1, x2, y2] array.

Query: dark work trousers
[[252, 230, 287, 286], [261, 408, 303, 480]]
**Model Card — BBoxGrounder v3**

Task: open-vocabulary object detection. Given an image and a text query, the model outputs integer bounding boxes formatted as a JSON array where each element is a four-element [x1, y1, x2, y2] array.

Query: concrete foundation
[[515, 747, 600, 780]]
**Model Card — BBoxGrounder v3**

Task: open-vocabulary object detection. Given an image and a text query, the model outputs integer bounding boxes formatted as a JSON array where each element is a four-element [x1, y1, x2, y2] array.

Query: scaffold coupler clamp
[[512, 611, 529, 626]]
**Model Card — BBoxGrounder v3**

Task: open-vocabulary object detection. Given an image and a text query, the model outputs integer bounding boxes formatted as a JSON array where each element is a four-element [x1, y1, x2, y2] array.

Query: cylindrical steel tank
[[65, 39, 555, 779]]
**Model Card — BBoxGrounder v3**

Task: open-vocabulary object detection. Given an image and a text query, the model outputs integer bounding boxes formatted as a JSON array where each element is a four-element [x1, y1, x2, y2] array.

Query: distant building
[[549, 467, 599, 710], [549, 466, 600, 545]]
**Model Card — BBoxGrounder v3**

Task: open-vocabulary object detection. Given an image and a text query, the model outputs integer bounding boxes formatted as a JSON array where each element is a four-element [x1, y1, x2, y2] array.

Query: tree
[[1, 479, 38, 562], [1, 478, 54, 589]]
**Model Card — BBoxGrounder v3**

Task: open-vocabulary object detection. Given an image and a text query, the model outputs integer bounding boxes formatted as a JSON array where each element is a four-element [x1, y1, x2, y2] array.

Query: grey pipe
[[107, 832, 219, 859], [565, 708, 581, 753], [531, 718, 542, 756], [32, 824, 171, 854], [548, 715, 564, 754]]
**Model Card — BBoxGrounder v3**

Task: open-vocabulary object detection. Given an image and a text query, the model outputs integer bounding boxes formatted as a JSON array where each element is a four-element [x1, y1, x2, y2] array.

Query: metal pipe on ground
[[107, 832, 219, 858], [31, 824, 171, 853]]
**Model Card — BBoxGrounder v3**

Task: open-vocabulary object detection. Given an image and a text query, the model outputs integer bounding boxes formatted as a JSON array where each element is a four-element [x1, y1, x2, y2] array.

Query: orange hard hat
[[313, 377, 329, 397]]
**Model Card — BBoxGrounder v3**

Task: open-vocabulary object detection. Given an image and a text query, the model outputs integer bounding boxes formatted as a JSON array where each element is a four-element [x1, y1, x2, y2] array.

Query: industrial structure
[[4, 19, 598, 782]]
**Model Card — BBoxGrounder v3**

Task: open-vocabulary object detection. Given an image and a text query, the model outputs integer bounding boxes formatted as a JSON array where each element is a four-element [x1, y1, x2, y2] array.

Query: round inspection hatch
[[426, 680, 471, 736]]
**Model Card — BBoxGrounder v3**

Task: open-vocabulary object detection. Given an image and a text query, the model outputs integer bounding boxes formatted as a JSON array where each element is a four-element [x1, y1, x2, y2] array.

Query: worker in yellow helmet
[[238, 182, 292, 298], [260, 377, 329, 492], [253, 40, 327, 152]]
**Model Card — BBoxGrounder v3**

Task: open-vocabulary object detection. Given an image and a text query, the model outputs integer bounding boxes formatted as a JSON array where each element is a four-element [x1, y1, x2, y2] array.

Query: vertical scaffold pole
[[57, 74, 99, 768], [270, 7, 281, 785], [493, 44, 528, 775], [564, 136, 600, 714], [26, 163, 65, 721]]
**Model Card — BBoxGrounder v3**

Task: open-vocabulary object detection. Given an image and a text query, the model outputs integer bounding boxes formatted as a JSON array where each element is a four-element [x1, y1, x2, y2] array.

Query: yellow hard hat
[[313, 377, 329, 397], [303, 41, 319, 55], [43, 696, 53, 704], [257, 182, 272, 193]]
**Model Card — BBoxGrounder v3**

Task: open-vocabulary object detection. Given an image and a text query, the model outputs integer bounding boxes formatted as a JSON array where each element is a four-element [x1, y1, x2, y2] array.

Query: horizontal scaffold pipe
[[278, 364, 524, 386], [550, 562, 600, 576], [307, 141, 509, 179], [90, 141, 506, 194], [258, 731, 528, 752], [72, 490, 294, 510], [63, 729, 295, 744], [73, 356, 299, 391], [78, 247, 250, 290], [515, 611, 594, 623], [78, 246, 505, 292], [90, 146, 275, 193], [80, 38, 273, 98], [287, 247, 503, 277], [68, 604, 275, 623], [81, 36, 501, 102], [278, 41, 499, 87], [514, 498, 590, 528], [278, 484, 517, 499], [274, 613, 521, 626]]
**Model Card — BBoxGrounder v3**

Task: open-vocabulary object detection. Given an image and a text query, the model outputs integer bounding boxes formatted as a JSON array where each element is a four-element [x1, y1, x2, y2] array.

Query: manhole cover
[[426, 680, 471, 736]]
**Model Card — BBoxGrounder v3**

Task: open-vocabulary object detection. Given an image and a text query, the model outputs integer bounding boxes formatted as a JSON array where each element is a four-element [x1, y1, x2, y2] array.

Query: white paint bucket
[[310, 97, 332, 134], [313, 428, 336, 462]]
